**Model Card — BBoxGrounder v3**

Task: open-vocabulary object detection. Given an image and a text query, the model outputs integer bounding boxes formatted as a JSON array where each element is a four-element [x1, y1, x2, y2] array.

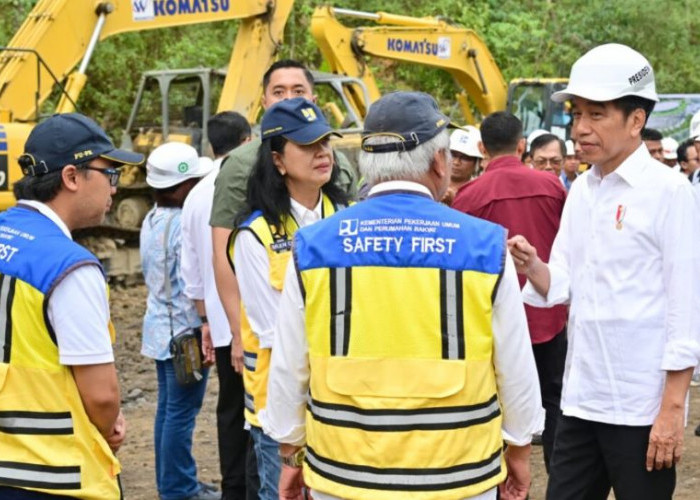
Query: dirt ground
[[111, 285, 700, 499]]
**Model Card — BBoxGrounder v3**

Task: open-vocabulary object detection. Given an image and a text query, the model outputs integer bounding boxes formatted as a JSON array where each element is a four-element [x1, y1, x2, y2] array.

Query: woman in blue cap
[[230, 97, 348, 500]]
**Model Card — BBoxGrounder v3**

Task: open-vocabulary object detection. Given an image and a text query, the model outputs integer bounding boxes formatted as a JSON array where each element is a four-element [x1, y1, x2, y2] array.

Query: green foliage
[[1, 0, 699, 137]]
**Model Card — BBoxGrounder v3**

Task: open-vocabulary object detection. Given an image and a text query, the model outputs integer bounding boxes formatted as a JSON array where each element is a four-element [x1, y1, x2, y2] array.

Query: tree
[[1, 0, 698, 137]]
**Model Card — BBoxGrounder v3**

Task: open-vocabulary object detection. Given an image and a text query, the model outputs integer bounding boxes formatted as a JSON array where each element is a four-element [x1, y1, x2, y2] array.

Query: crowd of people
[[1, 41, 699, 500]]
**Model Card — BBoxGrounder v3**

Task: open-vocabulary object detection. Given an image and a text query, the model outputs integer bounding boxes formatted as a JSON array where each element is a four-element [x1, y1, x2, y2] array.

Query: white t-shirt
[[20, 200, 114, 365], [180, 158, 232, 348]]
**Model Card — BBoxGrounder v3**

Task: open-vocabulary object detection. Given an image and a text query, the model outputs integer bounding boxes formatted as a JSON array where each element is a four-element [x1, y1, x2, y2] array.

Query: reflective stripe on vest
[[244, 392, 255, 413], [0, 411, 73, 435], [243, 350, 257, 372], [308, 394, 500, 432], [305, 447, 502, 492], [0, 274, 16, 363], [0, 461, 81, 490], [440, 269, 465, 360], [329, 267, 351, 356]]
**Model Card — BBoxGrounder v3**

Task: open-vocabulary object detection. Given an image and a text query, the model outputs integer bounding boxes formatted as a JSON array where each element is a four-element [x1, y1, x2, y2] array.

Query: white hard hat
[[690, 110, 700, 140], [526, 129, 549, 152], [552, 43, 658, 103], [146, 142, 214, 189], [449, 126, 483, 158], [661, 137, 678, 160], [565, 140, 575, 156]]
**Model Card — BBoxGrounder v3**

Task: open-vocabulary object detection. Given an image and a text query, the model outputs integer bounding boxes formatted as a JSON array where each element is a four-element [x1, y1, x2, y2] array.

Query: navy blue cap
[[19, 113, 144, 176], [362, 91, 454, 153], [260, 98, 340, 145]]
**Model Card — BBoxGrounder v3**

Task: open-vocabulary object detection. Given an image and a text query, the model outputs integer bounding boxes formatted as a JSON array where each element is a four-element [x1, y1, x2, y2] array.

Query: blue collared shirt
[[140, 206, 200, 360]]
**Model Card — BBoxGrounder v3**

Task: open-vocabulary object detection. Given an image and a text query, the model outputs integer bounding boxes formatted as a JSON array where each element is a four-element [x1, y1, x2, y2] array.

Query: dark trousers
[[246, 433, 260, 500], [546, 415, 676, 500], [214, 344, 254, 500], [532, 327, 567, 472], [0, 487, 76, 499]]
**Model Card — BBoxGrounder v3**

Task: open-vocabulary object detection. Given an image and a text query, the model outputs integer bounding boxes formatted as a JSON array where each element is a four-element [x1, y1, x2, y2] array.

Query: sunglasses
[[81, 165, 121, 187]]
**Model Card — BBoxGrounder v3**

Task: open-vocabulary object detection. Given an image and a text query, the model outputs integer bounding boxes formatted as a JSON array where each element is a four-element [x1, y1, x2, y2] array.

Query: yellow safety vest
[[233, 195, 340, 428], [0, 205, 121, 499], [294, 191, 507, 499]]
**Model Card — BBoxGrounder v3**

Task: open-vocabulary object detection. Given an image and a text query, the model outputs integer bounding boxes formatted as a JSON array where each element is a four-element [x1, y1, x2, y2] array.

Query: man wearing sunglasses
[[0, 113, 143, 499]]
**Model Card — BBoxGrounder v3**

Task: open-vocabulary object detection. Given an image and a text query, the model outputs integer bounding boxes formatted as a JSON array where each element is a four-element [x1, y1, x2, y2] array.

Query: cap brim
[[284, 128, 342, 145], [449, 146, 483, 158], [100, 148, 145, 166]]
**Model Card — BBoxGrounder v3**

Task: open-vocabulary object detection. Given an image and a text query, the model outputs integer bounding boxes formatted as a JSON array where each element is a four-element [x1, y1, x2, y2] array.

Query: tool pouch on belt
[[162, 211, 204, 387], [169, 327, 204, 386]]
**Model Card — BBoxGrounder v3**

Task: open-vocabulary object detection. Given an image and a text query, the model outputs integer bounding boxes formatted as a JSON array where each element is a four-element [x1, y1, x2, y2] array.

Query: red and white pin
[[615, 204, 626, 230]]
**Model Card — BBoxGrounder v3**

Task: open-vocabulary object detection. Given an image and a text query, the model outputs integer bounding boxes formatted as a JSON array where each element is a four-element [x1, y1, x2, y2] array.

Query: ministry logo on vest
[[339, 219, 359, 236]]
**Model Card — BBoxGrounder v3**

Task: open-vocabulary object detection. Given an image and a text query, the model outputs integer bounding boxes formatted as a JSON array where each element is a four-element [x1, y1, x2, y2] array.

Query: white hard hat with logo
[[552, 43, 659, 103], [449, 126, 483, 158], [661, 137, 678, 160], [146, 142, 214, 189], [526, 129, 549, 152], [690, 110, 700, 141]]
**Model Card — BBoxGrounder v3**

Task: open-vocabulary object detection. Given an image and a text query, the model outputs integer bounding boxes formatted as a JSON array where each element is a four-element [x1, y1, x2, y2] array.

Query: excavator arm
[[310, 6, 508, 125], [0, 0, 292, 123]]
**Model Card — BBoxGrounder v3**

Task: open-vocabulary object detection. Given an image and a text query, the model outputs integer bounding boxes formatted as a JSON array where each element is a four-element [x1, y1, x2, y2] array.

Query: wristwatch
[[280, 447, 306, 467], [199, 315, 208, 324]]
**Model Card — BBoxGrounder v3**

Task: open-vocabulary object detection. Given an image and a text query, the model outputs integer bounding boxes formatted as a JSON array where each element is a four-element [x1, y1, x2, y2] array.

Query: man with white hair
[[510, 43, 700, 499], [263, 91, 543, 500]]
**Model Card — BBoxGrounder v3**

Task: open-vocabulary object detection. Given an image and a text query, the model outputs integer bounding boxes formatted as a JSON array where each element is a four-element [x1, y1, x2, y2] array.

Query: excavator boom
[[0, 0, 293, 214], [311, 5, 508, 124], [0, 0, 290, 122]]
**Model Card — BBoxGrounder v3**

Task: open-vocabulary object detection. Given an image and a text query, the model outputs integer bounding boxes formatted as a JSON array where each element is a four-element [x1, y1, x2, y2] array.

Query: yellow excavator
[[0, 0, 295, 278], [310, 6, 570, 136], [0, 0, 295, 213]]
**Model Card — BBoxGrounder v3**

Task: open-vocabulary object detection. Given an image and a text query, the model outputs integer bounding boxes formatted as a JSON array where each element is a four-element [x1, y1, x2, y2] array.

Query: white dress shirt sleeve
[[180, 195, 204, 301], [522, 181, 575, 307], [48, 264, 115, 365], [493, 252, 545, 445], [658, 182, 700, 370], [259, 258, 309, 445], [233, 230, 282, 349]]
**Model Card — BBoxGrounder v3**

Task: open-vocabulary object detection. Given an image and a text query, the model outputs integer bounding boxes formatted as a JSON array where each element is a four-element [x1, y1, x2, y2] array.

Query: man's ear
[[61, 165, 81, 193], [478, 141, 488, 158], [516, 137, 527, 157], [629, 108, 647, 138], [431, 149, 449, 179]]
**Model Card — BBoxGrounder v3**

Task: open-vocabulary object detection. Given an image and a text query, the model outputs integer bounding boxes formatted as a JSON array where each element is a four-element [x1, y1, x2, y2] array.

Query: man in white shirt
[[262, 92, 543, 500], [181, 111, 252, 500], [509, 44, 700, 499], [0, 113, 143, 498]]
